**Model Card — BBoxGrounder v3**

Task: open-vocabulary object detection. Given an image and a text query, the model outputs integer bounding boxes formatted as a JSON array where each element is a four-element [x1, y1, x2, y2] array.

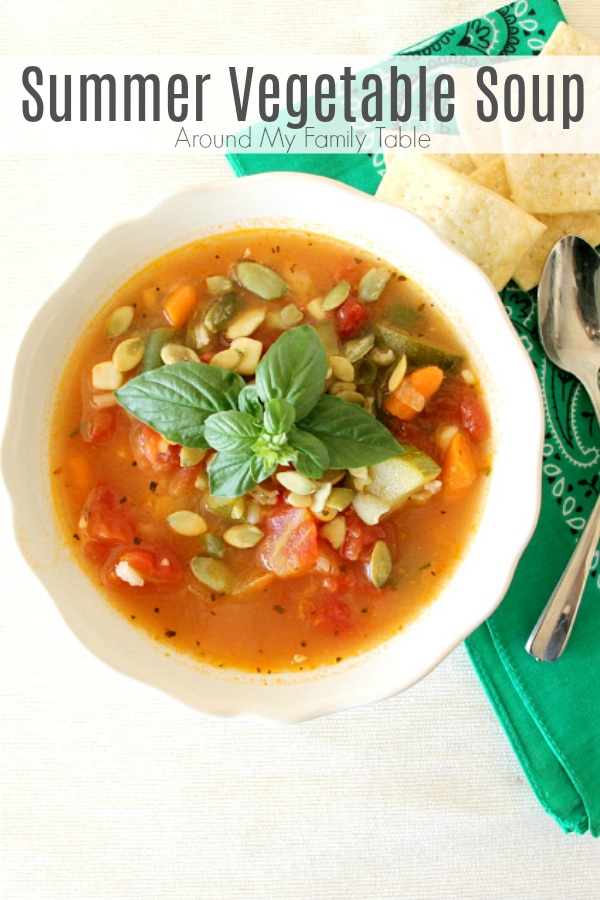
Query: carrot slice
[[163, 284, 197, 328], [441, 432, 477, 491], [385, 365, 444, 421]]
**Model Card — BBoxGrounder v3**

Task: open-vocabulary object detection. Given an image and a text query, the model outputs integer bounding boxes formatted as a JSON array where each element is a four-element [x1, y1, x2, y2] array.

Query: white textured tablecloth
[[3, 3, 600, 898]]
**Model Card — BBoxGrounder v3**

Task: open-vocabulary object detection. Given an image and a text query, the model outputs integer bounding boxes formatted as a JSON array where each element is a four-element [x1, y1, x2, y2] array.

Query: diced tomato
[[333, 258, 365, 289], [103, 544, 183, 588], [82, 539, 111, 565], [168, 463, 202, 497], [260, 507, 319, 577], [334, 296, 370, 340], [459, 393, 490, 442], [84, 484, 136, 544], [199, 352, 215, 363], [419, 381, 489, 443], [81, 409, 116, 445], [341, 511, 387, 562], [312, 597, 353, 635], [137, 425, 180, 472]]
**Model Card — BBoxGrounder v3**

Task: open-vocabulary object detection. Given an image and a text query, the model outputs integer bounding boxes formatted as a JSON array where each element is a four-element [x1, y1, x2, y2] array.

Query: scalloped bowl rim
[[1, 172, 543, 722]]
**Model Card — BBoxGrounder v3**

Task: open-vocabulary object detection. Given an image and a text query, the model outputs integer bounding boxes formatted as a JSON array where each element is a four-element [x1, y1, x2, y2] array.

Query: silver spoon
[[526, 235, 600, 662]]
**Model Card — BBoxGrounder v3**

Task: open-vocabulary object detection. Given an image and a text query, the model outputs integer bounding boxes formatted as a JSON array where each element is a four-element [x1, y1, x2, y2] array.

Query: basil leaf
[[203, 411, 261, 454], [115, 362, 245, 448], [288, 429, 329, 478], [297, 394, 404, 469], [263, 398, 295, 436], [251, 454, 278, 485], [208, 450, 259, 498], [238, 383, 263, 418], [208, 450, 277, 498], [255, 325, 327, 421]]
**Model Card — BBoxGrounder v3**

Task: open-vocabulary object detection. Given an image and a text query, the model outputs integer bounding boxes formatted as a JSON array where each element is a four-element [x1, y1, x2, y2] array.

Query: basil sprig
[[116, 324, 403, 497]]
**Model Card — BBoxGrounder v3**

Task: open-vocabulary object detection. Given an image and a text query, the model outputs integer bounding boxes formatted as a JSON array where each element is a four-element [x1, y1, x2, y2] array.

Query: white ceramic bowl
[[2, 173, 544, 722]]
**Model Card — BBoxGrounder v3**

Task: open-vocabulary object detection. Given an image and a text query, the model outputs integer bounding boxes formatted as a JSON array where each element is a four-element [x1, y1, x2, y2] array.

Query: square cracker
[[469, 153, 503, 169], [504, 153, 600, 215], [540, 21, 600, 57], [512, 211, 600, 291], [384, 152, 475, 175], [470, 157, 600, 291], [469, 158, 512, 199], [375, 154, 545, 291], [504, 25, 600, 214]]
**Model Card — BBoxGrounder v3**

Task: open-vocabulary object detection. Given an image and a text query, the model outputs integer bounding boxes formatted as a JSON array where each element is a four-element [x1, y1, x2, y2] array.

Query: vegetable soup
[[51, 230, 491, 673]]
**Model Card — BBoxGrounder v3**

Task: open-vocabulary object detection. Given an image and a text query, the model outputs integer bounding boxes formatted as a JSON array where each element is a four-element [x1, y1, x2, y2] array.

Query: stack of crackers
[[376, 23, 600, 293]]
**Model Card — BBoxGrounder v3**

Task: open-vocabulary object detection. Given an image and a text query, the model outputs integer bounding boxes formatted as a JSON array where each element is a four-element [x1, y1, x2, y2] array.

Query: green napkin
[[228, 1, 600, 836]]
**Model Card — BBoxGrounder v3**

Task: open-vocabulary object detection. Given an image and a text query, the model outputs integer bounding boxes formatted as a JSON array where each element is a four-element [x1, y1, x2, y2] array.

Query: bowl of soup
[[1, 173, 543, 721]]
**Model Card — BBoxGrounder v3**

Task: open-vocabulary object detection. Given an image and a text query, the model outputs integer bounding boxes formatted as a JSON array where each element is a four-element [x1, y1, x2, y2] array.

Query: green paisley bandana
[[228, 0, 600, 836]]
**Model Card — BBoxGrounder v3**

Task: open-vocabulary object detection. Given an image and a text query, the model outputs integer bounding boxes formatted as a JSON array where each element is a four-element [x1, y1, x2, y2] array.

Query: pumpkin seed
[[322, 281, 350, 311], [230, 337, 262, 375], [286, 492, 313, 509], [279, 303, 303, 328], [369, 540, 392, 590], [223, 524, 264, 549], [388, 354, 408, 392], [321, 516, 346, 550], [352, 493, 391, 525], [311, 481, 332, 514], [276, 471, 316, 495], [167, 510, 207, 537], [210, 347, 243, 370], [205, 496, 238, 517], [226, 307, 266, 340], [91, 361, 123, 391], [197, 532, 225, 558], [205, 293, 244, 333], [327, 487, 354, 512], [160, 343, 200, 365], [180, 446, 207, 467], [190, 556, 236, 593], [329, 380, 357, 396], [349, 466, 371, 481], [329, 355, 355, 382], [234, 261, 290, 300], [206, 275, 234, 295], [112, 337, 145, 373], [343, 333, 375, 363], [357, 267, 392, 303], [354, 358, 378, 385], [337, 390, 366, 406], [104, 305, 134, 339], [319, 470, 347, 485]]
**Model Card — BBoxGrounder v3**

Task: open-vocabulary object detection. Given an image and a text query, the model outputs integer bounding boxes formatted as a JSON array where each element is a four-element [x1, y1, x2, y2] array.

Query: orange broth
[[50, 230, 491, 673]]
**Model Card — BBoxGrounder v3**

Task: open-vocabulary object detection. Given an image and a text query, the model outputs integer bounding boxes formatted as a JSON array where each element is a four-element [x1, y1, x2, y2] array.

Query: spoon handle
[[526, 489, 600, 661]]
